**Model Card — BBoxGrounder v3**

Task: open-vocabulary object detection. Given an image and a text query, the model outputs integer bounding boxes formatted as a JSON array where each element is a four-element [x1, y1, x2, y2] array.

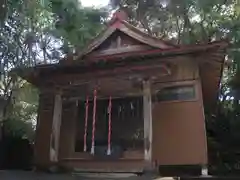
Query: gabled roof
[[13, 9, 229, 112], [79, 9, 177, 58]]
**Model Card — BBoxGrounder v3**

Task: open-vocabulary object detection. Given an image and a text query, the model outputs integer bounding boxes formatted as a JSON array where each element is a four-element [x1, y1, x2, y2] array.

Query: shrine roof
[[13, 40, 228, 77], [76, 9, 178, 59], [12, 9, 229, 111], [13, 9, 229, 71]]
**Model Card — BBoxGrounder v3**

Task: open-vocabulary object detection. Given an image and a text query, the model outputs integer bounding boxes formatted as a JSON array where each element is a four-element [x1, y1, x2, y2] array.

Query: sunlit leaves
[[50, 0, 108, 50], [0, 0, 110, 140]]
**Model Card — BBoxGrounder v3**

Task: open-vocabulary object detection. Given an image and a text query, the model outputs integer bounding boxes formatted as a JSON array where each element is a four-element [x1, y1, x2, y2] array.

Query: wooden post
[[50, 93, 62, 163], [143, 80, 153, 169], [201, 165, 209, 176]]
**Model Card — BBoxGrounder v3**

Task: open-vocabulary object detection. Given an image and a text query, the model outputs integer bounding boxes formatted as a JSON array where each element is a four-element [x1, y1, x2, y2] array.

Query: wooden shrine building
[[15, 10, 228, 175]]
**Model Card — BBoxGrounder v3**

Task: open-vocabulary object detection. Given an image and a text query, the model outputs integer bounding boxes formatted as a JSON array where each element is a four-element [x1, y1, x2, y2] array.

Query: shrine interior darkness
[[74, 96, 144, 156]]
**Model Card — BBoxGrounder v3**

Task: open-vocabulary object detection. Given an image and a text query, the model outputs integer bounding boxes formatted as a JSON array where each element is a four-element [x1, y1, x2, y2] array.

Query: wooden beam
[[50, 93, 62, 163], [46, 63, 171, 88], [80, 27, 116, 56], [143, 80, 153, 169], [117, 36, 121, 48], [63, 92, 144, 102], [87, 45, 152, 57]]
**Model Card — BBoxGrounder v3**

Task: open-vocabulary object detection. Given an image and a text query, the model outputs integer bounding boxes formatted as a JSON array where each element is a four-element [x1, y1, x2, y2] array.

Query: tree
[[46, 0, 108, 54], [110, 0, 240, 174], [0, 0, 109, 140], [0, 0, 55, 139]]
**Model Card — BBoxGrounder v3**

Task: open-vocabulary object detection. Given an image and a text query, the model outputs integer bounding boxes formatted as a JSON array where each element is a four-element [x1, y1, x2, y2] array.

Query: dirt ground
[[0, 171, 171, 180]]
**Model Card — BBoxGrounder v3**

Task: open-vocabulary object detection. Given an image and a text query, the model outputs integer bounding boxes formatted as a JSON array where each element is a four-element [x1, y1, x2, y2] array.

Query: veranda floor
[[0, 170, 174, 180]]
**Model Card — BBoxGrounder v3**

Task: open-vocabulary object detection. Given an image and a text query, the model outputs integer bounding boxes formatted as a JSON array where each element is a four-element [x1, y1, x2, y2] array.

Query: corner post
[[143, 80, 153, 170], [201, 165, 209, 176], [50, 91, 62, 163]]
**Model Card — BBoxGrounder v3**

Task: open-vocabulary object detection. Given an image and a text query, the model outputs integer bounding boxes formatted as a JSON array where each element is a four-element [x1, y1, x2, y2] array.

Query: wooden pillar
[[201, 165, 208, 176], [143, 80, 153, 169], [50, 93, 62, 163]]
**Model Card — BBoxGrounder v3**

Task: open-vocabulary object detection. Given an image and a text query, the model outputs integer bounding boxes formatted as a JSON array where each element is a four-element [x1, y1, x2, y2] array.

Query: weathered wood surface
[[50, 94, 62, 162], [143, 80, 153, 167], [3, 171, 240, 180]]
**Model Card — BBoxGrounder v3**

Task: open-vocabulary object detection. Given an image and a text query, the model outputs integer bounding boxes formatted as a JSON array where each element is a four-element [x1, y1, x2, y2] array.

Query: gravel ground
[[0, 171, 169, 180]]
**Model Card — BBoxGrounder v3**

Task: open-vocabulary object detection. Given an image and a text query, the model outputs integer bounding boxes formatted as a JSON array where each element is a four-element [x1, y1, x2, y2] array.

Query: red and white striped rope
[[83, 96, 89, 152], [107, 96, 112, 155], [91, 90, 97, 155]]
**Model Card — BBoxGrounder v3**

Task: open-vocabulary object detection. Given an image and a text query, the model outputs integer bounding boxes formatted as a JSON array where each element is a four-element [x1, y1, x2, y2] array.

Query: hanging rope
[[83, 96, 89, 152], [107, 96, 112, 155], [91, 90, 97, 155]]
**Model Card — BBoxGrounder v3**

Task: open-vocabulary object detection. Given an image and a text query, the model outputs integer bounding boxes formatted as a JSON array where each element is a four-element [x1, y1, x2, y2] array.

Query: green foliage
[[4, 115, 35, 142], [111, 0, 240, 174], [3, 82, 38, 141], [46, 0, 108, 53], [0, 0, 108, 142], [111, 0, 238, 43]]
